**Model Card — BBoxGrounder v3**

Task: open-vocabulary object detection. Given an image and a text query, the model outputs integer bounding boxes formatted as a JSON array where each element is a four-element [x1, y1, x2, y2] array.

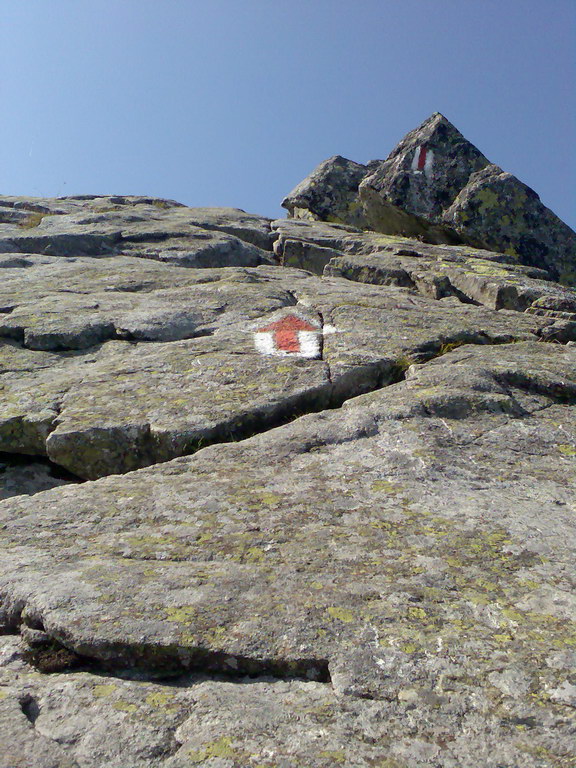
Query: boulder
[[359, 112, 489, 236], [443, 163, 576, 283], [281, 155, 378, 228]]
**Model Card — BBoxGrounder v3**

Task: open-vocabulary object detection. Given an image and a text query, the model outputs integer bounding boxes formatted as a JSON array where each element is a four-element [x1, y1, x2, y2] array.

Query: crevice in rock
[[0, 326, 25, 345], [322, 254, 575, 315], [18, 630, 330, 684], [44, 401, 63, 438], [282, 288, 300, 307], [0, 450, 79, 479], [440, 282, 482, 306], [4, 232, 121, 258], [120, 231, 178, 244], [494, 371, 576, 405], [0, 451, 83, 500], [168, 219, 277, 253], [396, 330, 518, 364], [111, 327, 216, 343], [317, 309, 326, 361], [30, 334, 540, 481], [3, 313, 558, 483], [0, 324, 219, 353], [19, 693, 41, 724]]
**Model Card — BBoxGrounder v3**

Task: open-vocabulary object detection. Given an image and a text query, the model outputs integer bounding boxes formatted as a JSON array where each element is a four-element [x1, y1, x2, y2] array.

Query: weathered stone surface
[[173, 206, 275, 250], [0, 256, 295, 349], [0, 456, 77, 500], [443, 163, 576, 283], [0, 341, 574, 766], [271, 218, 576, 328], [359, 112, 489, 234], [323, 238, 576, 319], [1, 196, 275, 254], [0, 634, 193, 768], [281, 113, 490, 243], [0, 248, 555, 479], [10, 630, 570, 768], [0, 194, 184, 216], [0, 197, 275, 268], [0, 195, 575, 766], [281, 155, 378, 228], [282, 114, 576, 284]]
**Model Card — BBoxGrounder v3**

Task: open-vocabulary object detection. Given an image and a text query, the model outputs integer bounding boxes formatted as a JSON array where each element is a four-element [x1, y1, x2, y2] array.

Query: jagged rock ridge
[[283, 113, 576, 284], [0, 183, 575, 767]]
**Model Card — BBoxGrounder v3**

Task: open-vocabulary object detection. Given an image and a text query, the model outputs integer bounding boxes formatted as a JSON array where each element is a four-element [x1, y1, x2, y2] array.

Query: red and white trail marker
[[411, 145, 434, 175], [254, 313, 322, 358]]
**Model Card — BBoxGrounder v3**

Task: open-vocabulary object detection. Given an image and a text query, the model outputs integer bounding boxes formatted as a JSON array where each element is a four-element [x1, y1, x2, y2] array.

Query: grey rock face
[[0, 456, 77, 500], [443, 163, 576, 283], [0, 250, 557, 479], [282, 155, 377, 228], [0, 196, 275, 268], [282, 113, 576, 284], [0, 194, 575, 767], [359, 112, 489, 228]]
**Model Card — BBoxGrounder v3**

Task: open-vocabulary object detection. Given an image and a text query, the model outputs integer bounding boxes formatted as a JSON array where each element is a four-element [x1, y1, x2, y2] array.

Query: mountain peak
[[281, 116, 575, 283]]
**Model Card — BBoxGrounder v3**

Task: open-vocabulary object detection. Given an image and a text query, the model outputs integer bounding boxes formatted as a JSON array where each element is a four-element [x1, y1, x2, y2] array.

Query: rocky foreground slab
[[0, 193, 574, 767]]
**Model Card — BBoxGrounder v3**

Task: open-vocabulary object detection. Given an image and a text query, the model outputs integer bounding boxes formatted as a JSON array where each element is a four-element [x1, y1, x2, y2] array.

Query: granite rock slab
[[443, 163, 576, 284], [1, 195, 575, 767], [0, 198, 275, 268], [0, 250, 555, 479], [0, 343, 574, 766]]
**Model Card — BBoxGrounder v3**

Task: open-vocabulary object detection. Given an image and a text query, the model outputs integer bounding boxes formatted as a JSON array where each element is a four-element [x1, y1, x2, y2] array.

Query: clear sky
[[2, 0, 575, 228]]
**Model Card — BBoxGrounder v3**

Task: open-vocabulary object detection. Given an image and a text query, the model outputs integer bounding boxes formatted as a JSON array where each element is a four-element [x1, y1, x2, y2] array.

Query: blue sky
[[2, 0, 575, 228]]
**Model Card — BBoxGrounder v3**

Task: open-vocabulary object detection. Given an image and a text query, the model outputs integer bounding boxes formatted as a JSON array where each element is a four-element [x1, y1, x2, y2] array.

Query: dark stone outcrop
[[443, 163, 576, 283], [282, 113, 576, 285], [281, 155, 379, 229]]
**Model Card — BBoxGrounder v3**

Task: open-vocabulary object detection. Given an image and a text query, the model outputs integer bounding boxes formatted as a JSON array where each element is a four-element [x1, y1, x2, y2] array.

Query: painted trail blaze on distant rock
[[254, 313, 322, 358], [411, 145, 433, 175]]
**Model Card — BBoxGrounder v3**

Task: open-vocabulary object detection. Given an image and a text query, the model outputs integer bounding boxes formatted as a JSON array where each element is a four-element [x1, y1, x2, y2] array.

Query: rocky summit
[[0, 122, 575, 768], [283, 113, 576, 285]]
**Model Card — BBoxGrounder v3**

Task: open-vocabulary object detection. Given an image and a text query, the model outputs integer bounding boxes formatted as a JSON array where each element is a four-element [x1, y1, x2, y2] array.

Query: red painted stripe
[[275, 329, 300, 352], [258, 315, 317, 334], [417, 146, 427, 171]]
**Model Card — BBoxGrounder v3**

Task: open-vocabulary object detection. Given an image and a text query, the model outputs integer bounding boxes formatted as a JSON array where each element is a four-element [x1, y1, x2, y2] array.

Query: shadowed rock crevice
[[19, 693, 41, 725], [0, 451, 82, 500], [45, 358, 391, 479], [15, 626, 331, 684], [494, 369, 576, 404], [323, 248, 576, 315], [0, 325, 219, 352], [1, 321, 548, 483]]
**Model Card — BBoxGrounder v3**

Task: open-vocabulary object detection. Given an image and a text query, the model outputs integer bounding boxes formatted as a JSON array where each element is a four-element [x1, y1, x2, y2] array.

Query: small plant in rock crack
[[394, 355, 415, 373], [437, 340, 467, 356]]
